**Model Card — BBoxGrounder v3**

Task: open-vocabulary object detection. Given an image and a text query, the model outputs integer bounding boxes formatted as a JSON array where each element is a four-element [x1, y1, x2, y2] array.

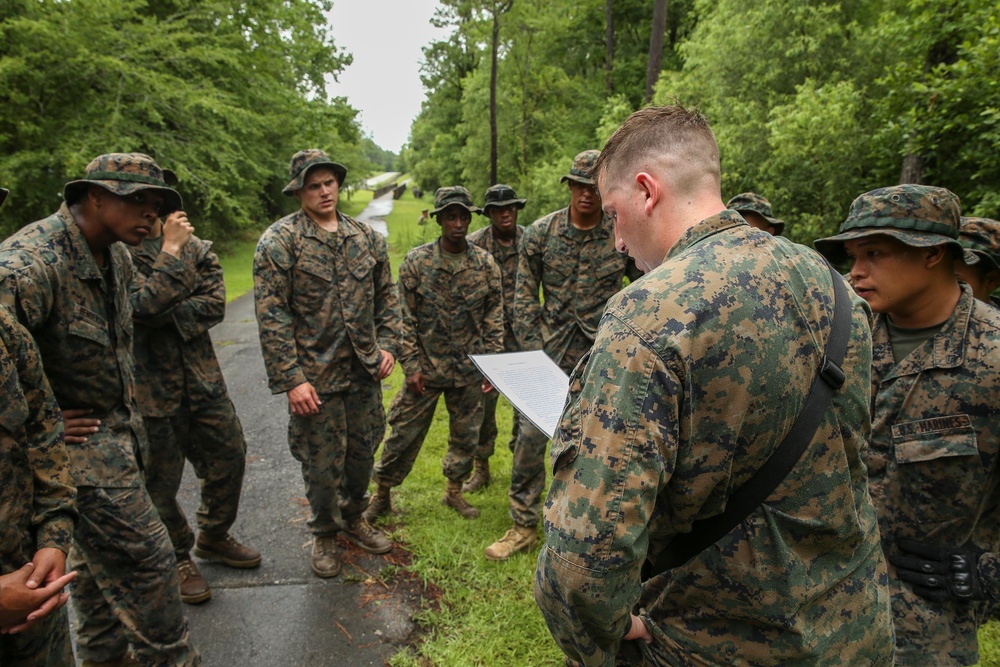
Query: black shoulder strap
[[644, 261, 852, 579]]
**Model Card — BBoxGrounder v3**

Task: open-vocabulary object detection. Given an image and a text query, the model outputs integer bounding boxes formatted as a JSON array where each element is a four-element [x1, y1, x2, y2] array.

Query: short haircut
[[595, 104, 721, 196]]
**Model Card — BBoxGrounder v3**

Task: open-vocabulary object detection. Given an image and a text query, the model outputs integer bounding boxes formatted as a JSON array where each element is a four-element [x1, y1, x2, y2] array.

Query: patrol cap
[[560, 150, 600, 185], [959, 217, 1000, 272], [480, 184, 526, 215], [814, 185, 976, 265], [726, 192, 785, 234], [431, 186, 480, 216], [63, 153, 182, 213], [283, 149, 347, 196], [0, 187, 7, 208]]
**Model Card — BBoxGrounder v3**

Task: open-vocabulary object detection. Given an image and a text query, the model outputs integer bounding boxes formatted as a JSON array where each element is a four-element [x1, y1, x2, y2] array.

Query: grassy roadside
[[215, 191, 1000, 666]]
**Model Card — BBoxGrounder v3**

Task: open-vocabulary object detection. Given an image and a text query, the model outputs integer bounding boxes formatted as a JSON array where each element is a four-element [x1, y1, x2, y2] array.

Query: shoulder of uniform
[[466, 226, 489, 245]]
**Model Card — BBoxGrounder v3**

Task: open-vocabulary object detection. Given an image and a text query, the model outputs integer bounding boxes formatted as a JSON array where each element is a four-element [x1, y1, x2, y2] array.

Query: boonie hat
[[431, 186, 480, 216], [63, 153, 182, 213], [814, 184, 976, 265], [480, 184, 526, 215], [0, 187, 8, 208], [959, 217, 1000, 272], [726, 192, 785, 234], [560, 150, 600, 185], [283, 149, 347, 196]]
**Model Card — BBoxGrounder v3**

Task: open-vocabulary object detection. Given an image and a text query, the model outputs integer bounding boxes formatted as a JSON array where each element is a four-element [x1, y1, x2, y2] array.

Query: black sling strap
[[644, 261, 852, 579]]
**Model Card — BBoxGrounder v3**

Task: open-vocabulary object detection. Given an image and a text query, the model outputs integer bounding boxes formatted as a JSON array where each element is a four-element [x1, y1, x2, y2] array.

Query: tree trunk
[[605, 0, 614, 95], [645, 0, 668, 104], [490, 10, 500, 185], [899, 151, 924, 184]]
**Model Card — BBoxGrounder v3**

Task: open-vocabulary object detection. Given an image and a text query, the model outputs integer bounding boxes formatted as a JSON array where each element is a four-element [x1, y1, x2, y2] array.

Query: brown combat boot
[[311, 536, 341, 578], [461, 457, 492, 493], [442, 480, 479, 519], [344, 517, 392, 554], [194, 532, 261, 568], [176, 556, 211, 604], [363, 485, 392, 523], [484, 524, 538, 561]]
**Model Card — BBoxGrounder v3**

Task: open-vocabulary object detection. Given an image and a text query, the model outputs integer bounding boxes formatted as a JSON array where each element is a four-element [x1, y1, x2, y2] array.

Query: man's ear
[[635, 172, 659, 215], [924, 244, 948, 270]]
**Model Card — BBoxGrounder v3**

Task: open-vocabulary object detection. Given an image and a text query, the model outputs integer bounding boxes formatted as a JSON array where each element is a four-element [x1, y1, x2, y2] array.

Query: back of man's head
[[595, 105, 721, 197]]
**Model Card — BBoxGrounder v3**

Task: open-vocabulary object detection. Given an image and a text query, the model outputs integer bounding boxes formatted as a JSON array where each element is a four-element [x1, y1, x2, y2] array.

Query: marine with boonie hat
[[726, 192, 786, 235], [0, 153, 201, 666], [485, 150, 640, 562], [956, 216, 1000, 306], [816, 183, 1000, 666], [254, 148, 401, 578], [366, 184, 504, 525], [464, 184, 528, 494]]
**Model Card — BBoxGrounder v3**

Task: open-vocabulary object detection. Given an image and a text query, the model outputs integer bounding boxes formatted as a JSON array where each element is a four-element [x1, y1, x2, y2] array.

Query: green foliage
[[0, 0, 374, 239]]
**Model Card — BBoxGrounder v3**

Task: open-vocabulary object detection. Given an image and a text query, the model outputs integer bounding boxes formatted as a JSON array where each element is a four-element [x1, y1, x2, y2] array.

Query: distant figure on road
[[0, 153, 200, 666], [463, 184, 527, 494], [0, 184, 78, 666], [365, 186, 503, 523], [128, 168, 260, 606], [254, 149, 400, 579]]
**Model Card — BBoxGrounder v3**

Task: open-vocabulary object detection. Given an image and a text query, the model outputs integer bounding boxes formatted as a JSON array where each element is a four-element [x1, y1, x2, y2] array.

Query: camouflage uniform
[[0, 305, 77, 666], [958, 216, 1000, 308], [467, 184, 526, 463], [128, 232, 247, 558], [0, 154, 198, 666], [535, 211, 894, 666], [725, 192, 786, 235], [254, 203, 400, 537], [372, 196, 504, 490], [509, 152, 638, 530], [815, 187, 1000, 666]]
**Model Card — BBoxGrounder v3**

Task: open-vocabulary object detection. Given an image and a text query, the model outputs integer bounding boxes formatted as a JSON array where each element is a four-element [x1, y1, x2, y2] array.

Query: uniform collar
[[873, 284, 973, 381], [664, 210, 747, 263], [557, 207, 613, 241], [299, 209, 357, 245], [58, 203, 104, 281]]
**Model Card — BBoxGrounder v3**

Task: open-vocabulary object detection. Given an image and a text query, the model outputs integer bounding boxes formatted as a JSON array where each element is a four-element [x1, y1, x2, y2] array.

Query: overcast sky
[[326, 1, 449, 154]]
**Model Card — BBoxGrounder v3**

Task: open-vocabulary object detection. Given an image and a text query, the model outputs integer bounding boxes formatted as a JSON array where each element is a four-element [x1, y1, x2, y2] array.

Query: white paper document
[[470, 351, 570, 439]]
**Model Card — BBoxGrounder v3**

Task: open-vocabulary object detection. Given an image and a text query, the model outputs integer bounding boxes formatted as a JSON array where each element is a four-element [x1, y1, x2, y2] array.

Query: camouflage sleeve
[[171, 244, 226, 342], [396, 256, 422, 378], [1, 308, 77, 553], [130, 248, 199, 321], [979, 552, 1000, 602], [371, 232, 402, 360], [253, 233, 307, 393], [483, 255, 505, 354], [534, 311, 674, 666], [0, 253, 56, 331], [514, 226, 544, 350]]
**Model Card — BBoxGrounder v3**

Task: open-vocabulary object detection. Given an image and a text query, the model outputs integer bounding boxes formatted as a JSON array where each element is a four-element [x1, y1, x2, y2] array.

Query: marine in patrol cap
[[560, 150, 600, 185], [63, 153, 183, 213], [282, 149, 347, 195], [480, 184, 526, 215], [726, 192, 785, 235], [431, 186, 480, 216]]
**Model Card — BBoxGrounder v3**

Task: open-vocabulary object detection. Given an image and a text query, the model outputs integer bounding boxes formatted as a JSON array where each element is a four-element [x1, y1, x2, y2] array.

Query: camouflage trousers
[[0, 606, 73, 666], [70, 485, 199, 666], [472, 389, 520, 460], [509, 332, 591, 527], [373, 382, 484, 487], [142, 399, 248, 558], [288, 378, 385, 537]]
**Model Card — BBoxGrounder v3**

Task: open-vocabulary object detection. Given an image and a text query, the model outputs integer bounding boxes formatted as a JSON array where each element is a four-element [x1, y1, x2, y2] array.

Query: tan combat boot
[[442, 480, 479, 519], [344, 517, 392, 554], [484, 524, 538, 561], [363, 484, 392, 523], [194, 532, 261, 568], [461, 457, 492, 493], [176, 555, 211, 604], [311, 535, 341, 578]]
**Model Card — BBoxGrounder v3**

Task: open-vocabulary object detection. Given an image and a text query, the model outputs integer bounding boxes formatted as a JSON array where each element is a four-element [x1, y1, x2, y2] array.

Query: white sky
[[326, 1, 450, 154]]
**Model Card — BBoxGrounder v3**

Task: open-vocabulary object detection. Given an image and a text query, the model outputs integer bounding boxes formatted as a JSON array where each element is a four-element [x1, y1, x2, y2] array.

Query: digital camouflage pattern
[[254, 208, 400, 535], [373, 240, 503, 487], [468, 222, 523, 460], [560, 149, 601, 185], [129, 232, 247, 554], [254, 209, 401, 394], [0, 203, 198, 665], [815, 184, 971, 265], [535, 212, 894, 667], [282, 148, 346, 195], [514, 207, 634, 364], [63, 152, 182, 214], [430, 185, 480, 216], [481, 183, 527, 211], [866, 286, 1000, 666], [725, 192, 785, 234], [395, 240, 503, 385], [959, 216, 1000, 272], [0, 305, 76, 666]]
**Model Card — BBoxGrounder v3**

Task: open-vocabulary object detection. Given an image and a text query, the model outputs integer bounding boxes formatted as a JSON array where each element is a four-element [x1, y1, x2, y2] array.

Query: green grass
[[217, 239, 258, 303], [338, 187, 374, 219]]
